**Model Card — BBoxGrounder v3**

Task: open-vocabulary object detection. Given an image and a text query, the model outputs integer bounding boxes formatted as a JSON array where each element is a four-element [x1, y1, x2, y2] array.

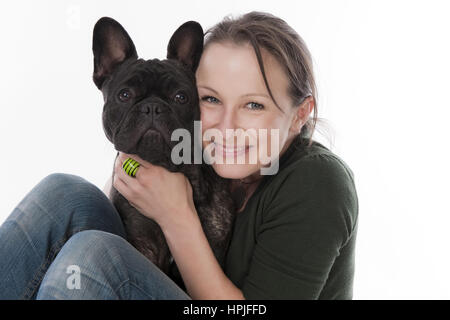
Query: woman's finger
[[119, 152, 154, 169], [114, 154, 136, 185], [112, 173, 133, 200], [118, 152, 157, 185], [117, 152, 128, 163]]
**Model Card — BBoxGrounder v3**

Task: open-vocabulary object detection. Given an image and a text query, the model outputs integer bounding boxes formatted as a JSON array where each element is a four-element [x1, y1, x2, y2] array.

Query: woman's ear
[[289, 96, 314, 134]]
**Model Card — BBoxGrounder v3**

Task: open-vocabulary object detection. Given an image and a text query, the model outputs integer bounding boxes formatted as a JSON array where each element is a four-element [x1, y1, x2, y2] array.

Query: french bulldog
[[92, 17, 235, 290]]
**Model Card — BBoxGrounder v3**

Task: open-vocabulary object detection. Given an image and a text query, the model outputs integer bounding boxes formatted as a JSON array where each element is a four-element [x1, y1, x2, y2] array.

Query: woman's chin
[[211, 163, 260, 180]]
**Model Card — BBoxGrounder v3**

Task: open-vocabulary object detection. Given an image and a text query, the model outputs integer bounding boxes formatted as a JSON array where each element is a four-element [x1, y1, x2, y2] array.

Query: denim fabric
[[0, 173, 190, 300]]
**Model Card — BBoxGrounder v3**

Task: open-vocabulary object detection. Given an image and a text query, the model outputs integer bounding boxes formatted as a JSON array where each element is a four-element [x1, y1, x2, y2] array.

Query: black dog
[[92, 17, 235, 290]]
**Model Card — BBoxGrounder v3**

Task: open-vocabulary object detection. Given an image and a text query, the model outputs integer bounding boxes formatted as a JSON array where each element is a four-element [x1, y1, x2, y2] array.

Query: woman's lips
[[213, 142, 252, 157]]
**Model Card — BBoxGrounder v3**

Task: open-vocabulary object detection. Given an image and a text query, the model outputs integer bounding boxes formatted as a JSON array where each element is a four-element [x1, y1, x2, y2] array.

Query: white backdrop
[[1, 0, 449, 299]]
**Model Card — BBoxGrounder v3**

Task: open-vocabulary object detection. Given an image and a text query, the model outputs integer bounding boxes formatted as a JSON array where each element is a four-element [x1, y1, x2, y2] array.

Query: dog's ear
[[167, 21, 203, 72], [92, 17, 138, 90]]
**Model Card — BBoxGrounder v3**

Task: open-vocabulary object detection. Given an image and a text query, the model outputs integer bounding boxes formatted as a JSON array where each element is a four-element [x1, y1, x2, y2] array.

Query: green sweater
[[224, 136, 359, 299]]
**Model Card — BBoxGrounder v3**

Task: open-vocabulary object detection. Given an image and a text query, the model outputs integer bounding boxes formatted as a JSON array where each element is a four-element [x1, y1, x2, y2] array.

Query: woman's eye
[[201, 96, 219, 104], [118, 88, 133, 102], [246, 102, 264, 110]]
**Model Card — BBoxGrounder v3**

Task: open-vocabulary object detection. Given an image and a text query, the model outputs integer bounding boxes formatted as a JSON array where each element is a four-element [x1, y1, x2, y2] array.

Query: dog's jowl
[[92, 17, 236, 291]]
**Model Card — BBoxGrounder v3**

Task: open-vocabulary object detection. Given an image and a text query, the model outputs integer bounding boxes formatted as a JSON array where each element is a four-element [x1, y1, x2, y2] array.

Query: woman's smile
[[213, 141, 254, 158]]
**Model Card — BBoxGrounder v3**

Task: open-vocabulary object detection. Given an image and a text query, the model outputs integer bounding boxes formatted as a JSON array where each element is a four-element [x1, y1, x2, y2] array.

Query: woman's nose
[[216, 107, 240, 141]]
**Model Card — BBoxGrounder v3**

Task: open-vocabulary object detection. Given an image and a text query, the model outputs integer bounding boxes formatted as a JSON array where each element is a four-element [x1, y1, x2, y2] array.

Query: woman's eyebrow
[[197, 85, 218, 94], [198, 85, 269, 98], [241, 93, 270, 98]]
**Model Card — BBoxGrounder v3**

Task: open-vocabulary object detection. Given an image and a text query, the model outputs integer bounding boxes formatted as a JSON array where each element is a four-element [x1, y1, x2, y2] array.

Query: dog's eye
[[174, 92, 188, 104], [118, 88, 133, 102]]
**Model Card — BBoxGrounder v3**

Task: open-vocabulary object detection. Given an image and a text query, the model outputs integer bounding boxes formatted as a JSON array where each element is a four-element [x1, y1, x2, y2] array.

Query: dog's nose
[[140, 105, 150, 114], [140, 104, 163, 115]]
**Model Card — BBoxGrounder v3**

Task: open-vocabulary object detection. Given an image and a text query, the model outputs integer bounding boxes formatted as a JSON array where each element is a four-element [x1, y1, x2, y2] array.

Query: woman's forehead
[[196, 42, 290, 98], [199, 42, 257, 71]]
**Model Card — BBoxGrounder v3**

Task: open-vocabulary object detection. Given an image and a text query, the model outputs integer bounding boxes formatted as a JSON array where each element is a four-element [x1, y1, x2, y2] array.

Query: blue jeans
[[0, 173, 191, 300]]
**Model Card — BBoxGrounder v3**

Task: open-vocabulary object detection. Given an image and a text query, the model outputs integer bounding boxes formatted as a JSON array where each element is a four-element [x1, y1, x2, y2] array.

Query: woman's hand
[[113, 152, 197, 229]]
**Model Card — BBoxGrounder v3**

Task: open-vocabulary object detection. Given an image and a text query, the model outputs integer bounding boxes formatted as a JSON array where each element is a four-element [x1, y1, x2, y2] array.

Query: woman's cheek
[[200, 108, 215, 124], [262, 126, 286, 159]]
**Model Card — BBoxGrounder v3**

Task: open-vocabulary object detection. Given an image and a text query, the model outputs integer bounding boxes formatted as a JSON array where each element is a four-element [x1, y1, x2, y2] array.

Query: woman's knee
[[36, 230, 190, 300], [38, 173, 104, 201], [41, 172, 87, 186], [53, 230, 130, 272], [20, 173, 105, 211], [8, 173, 125, 237], [36, 230, 130, 299]]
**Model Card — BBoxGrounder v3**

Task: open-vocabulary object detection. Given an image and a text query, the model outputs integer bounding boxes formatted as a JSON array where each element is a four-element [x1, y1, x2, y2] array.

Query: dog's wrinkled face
[[101, 58, 200, 168], [92, 17, 203, 170]]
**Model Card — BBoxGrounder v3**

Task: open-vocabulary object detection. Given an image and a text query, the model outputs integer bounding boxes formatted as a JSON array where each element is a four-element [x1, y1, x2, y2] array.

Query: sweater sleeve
[[241, 153, 358, 299]]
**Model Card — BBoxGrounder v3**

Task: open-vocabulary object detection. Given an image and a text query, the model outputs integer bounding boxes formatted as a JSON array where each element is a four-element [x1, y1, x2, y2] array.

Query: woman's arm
[[160, 208, 245, 300], [111, 152, 245, 299], [235, 154, 358, 299]]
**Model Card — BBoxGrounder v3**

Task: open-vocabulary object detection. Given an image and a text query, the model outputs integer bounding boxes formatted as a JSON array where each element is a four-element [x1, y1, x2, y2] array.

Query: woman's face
[[195, 41, 308, 179]]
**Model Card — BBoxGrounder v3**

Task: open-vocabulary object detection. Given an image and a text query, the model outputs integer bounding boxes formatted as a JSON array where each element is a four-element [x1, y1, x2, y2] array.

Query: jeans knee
[[63, 230, 130, 272], [42, 173, 85, 185], [39, 173, 101, 198], [36, 230, 190, 300], [8, 173, 125, 239], [68, 230, 123, 253], [36, 230, 130, 299]]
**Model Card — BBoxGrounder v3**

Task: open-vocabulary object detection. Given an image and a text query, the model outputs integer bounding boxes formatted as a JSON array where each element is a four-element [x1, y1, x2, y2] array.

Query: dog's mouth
[[136, 128, 164, 146], [113, 125, 167, 155]]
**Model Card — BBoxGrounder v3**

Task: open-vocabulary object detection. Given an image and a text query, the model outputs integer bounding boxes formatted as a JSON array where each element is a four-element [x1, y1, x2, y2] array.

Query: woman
[[0, 11, 358, 299]]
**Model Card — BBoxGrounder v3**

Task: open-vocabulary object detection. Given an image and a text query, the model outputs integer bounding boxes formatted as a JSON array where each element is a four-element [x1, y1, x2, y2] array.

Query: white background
[[1, 0, 449, 299]]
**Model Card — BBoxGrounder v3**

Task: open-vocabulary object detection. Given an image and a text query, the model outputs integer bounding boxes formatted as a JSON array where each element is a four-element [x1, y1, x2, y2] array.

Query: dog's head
[[92, 17, 203, 170]]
